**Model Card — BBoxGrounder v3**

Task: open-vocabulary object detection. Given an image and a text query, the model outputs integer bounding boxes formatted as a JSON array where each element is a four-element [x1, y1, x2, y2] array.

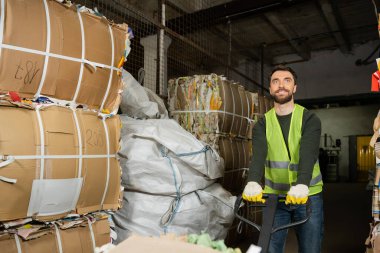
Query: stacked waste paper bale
[[0, 0, 131, 252], [168, 74, 273, 195], [167, 74, 274, 245], [113, 73, 236, 244]]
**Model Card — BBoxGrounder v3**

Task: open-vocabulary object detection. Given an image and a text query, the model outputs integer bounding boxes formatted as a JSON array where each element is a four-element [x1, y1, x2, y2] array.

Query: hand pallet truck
[[234, 194, 311, 253]]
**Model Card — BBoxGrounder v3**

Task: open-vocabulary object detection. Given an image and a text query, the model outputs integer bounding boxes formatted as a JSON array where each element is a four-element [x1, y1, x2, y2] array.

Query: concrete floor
[[238, 183, 372, 253]]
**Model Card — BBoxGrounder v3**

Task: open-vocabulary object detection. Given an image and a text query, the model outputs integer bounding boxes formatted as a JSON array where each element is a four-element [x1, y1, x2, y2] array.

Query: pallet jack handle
[[234, 194, 312, 253]]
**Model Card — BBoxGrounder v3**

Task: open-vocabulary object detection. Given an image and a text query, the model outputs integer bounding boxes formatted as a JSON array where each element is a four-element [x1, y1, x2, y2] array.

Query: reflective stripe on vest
[[265, 160, 298, 171], [310, 173, 323, 186], [265, 178, 290, 192], [265, 171, 323, 192]]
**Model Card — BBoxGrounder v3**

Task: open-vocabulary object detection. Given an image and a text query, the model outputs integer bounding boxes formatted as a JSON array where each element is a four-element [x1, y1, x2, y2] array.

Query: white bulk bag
[[113, 183, 236, 243], [119, 117, 224, 180]]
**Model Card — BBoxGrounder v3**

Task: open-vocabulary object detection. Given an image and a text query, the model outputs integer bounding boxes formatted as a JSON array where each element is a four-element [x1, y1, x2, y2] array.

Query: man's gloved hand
[[285, 184, 309, 205], [242, 181, 265, 203]]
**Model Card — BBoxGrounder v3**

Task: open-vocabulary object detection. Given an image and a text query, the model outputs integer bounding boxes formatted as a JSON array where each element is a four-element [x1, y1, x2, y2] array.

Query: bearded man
[[243, 65, 324, 253]]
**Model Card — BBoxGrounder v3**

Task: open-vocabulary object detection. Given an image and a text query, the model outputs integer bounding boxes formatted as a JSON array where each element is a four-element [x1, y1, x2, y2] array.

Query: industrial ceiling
[[122, 0, 379, 65]]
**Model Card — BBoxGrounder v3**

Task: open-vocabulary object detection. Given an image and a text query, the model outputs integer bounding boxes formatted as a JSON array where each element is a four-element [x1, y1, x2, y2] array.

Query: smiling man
[[271, 70, 296, 105], [242, 65, 324, 253]]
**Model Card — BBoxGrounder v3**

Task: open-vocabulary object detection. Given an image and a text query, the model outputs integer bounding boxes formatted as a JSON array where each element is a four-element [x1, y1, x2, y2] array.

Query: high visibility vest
[[263, 104, 323, 195]]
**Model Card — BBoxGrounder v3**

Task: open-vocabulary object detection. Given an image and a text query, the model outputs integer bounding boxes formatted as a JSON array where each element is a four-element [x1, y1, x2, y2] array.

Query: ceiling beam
[[317, 0, 351, 53], [263, 12, 311, 61], [271, 54, 306, 65], [165, 1, 261, 62], [166, 0, 308, 34], [212, 27, 261, 62]]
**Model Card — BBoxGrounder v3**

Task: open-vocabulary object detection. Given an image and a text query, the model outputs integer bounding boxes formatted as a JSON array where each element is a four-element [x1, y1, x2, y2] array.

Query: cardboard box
[[0, 106, 121, 221], [0, 0, 127, 112], [0, 218, 110, 253], [110, 235, 219, 253]]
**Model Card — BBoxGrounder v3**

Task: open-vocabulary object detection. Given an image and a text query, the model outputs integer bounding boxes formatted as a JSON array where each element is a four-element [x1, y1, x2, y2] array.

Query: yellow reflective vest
[[263, 104, 323, 195]]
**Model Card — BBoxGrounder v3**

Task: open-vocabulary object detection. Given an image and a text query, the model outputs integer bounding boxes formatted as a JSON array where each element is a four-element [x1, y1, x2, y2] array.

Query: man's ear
[[293, 84, 297, 93]]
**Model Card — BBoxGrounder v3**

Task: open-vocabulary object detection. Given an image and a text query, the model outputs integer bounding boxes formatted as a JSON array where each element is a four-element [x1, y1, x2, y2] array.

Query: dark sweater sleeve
[[248, 117, 267, 184], [297, 111, 322, 185]]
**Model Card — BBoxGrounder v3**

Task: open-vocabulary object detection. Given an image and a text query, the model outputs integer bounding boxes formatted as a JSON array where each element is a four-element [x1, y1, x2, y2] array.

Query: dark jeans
[[263, 193, 324, 253]]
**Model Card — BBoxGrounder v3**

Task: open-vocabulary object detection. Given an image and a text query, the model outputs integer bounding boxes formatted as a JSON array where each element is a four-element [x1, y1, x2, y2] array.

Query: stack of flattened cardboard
[[0, 106, 122, 221], [0, 1, 127, 251], [0, 0, 130, 113], [218, 137, 252, 194], [0, 215, 111, 253]]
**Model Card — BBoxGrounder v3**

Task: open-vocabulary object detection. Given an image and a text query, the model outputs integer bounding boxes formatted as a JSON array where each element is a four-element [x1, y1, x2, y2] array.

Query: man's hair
[[269, 65, 298, 85]]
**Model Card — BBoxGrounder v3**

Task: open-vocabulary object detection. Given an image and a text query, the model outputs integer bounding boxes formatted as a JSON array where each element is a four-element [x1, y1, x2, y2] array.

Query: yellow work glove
[[242, 181, 265, 203], [285, 184, 309, 205]]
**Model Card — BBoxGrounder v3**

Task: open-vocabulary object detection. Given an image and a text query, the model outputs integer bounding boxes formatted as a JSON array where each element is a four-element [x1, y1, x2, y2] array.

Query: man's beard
[[271, 89, 293, 104]]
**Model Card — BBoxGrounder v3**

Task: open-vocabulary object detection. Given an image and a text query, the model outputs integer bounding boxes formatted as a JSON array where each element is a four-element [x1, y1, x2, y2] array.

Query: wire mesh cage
[[74, 0, 267, 97]]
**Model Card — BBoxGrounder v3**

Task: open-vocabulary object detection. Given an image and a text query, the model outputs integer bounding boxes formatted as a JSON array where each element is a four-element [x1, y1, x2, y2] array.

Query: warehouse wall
[[311, 104, 380, 181], [214, 40, 378, 98], [211, 59, 270, 93], [290, 40, 378, 100]]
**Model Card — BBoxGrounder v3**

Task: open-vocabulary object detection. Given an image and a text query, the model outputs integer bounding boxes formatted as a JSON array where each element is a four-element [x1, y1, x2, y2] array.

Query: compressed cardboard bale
[[217, 137, 252, 194], [229, 83, 243, 136], [0, 232, 59, 253], [237, 86, 250, 138], [0, 106, 121, 221], [264, 96, 272, 112], [0, 234, 19, 253], [0, 218, 110, 253], [245, 139, 253, 167], [0, 0, 128, 112], [218, 137, 252, 170], [245, 91, 259, 140], [75, 111, 122, 213], [235, 139, 245, 169], [219, 138, 234, 170], [168, 74, 257, 140], [93, 218, 112, 247], [258, 95, 266, 114], [218, 79, 234, 135], [60, 219, 111, 252], [21, 232, 59, 253]]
